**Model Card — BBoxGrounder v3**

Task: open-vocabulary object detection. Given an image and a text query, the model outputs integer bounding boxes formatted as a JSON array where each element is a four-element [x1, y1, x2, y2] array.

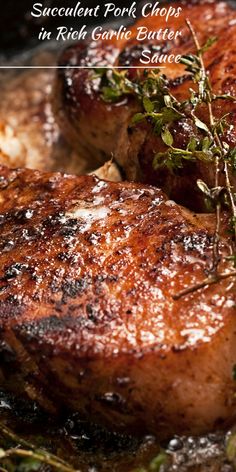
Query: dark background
[[1, 0, 235, 57], [0, 0, 136, 56]]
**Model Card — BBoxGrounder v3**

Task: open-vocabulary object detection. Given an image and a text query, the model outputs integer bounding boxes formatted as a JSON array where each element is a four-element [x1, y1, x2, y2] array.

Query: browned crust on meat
[[0, 165, 235, 436]]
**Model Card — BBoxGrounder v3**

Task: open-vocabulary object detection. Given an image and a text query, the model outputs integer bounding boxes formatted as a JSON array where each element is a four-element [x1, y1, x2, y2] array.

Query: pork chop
[[54, 0, 236, 210], [0, 165, 235, 438], [0, 52, 87, 176]]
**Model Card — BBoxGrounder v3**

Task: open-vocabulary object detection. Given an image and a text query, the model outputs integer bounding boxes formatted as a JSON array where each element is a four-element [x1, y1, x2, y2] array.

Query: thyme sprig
[[184, 20, 222, 274], [172, 20, 236, 298], [94, 22, 236, 299]]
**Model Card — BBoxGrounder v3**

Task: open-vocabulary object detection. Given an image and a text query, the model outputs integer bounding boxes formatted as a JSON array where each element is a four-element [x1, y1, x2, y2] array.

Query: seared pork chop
[[0, 165, 235, 438], [0, 52, 87, 175], [54, 0, 236, 210], [0, 56, 122, 182]]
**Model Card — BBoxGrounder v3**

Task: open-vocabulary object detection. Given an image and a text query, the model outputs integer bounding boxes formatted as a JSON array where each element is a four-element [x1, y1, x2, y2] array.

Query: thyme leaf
[[132, 450, 170, 472], [173, 19, 236, 297], [95, 21, 236, 299]]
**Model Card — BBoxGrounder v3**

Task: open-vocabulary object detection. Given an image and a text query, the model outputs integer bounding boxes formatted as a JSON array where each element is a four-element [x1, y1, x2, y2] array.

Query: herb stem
[[0, 423, 35, 450], [224, 160, 236, 245], [173, 270, 236, 300], [96, 22, 236, 298], [2, 448, 79, 472], [0, 422, 76, 471], [186, 19, 223, 275]]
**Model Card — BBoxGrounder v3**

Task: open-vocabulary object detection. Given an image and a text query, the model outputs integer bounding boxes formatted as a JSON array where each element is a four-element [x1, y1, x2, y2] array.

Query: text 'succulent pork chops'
[[0, 166, 235, 438], [54, 0, 236, 211]]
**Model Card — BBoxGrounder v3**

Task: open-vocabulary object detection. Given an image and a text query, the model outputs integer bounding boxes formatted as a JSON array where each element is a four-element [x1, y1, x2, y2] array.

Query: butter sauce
[[0, 390, 232, 472]]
